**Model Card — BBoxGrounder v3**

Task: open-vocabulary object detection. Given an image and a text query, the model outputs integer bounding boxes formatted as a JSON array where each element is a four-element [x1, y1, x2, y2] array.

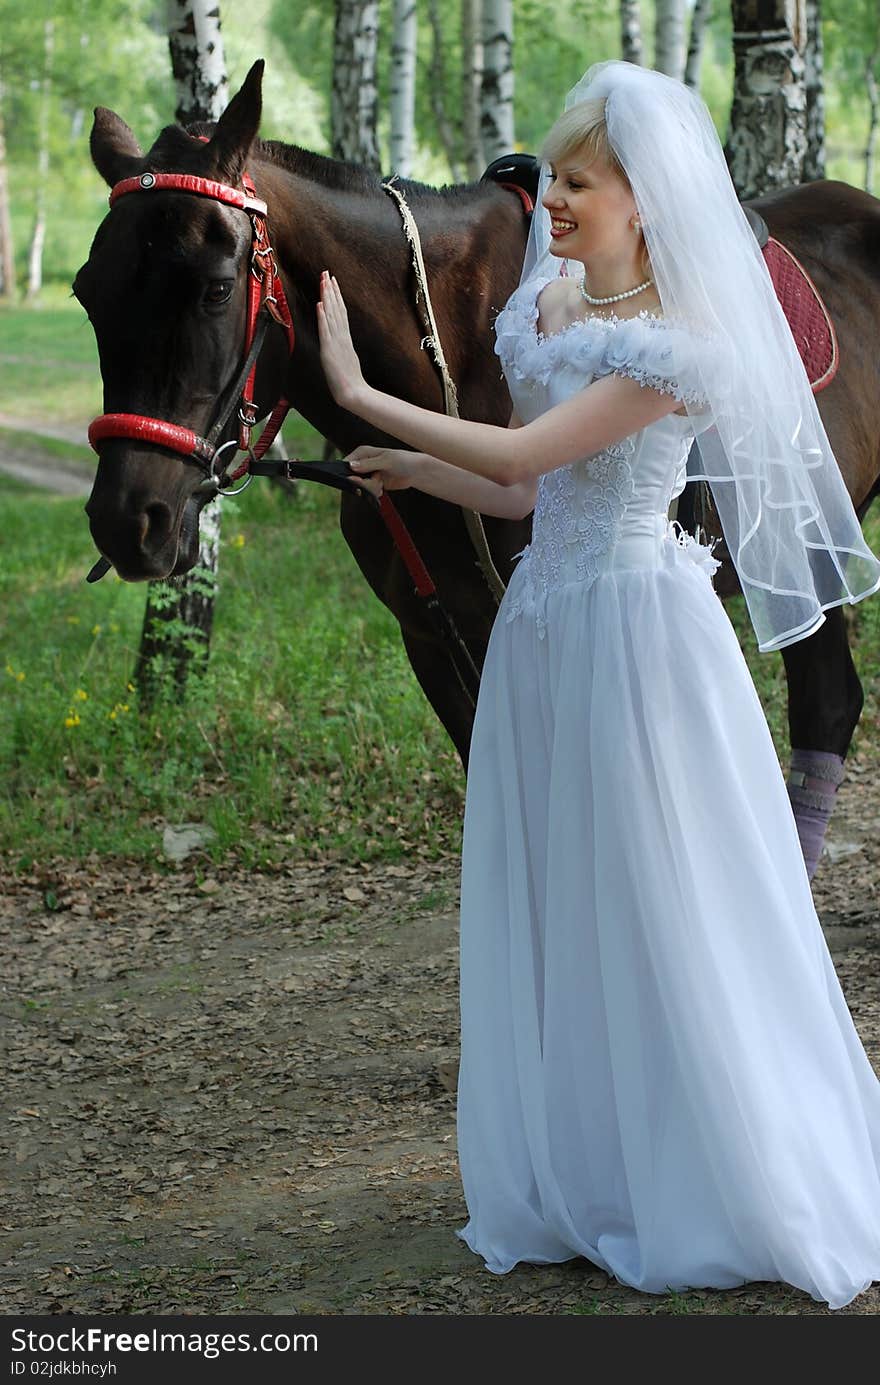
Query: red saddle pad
[[762, 237, 839, 393]]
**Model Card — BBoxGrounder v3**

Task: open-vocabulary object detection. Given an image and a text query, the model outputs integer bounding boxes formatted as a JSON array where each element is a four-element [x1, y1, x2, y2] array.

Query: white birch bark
[[481, 0, 514, 163], [25, 20, 53, 302], [462, 0, 484, 178], [654, 0, 686, 80], [331, 0, 381, 170], [390, 0, 416, 176], [167, 0, 229, 124], [620, 0, 643, 66], [729, 0, 807, 199], [684, 0, 712, 90], [803, 0, 826, 181], [866, 55, 879, 194], [0, 73, 15, 300]]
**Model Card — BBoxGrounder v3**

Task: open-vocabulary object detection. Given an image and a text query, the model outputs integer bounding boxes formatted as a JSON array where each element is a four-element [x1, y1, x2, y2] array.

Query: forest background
[[4, 0, 880, 298]]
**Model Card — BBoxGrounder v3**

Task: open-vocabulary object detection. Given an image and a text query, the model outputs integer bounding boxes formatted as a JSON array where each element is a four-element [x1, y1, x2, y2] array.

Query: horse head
[[77, 59, 287, 580]]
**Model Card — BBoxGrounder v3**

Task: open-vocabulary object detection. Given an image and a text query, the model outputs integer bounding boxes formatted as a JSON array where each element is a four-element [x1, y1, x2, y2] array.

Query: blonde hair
[[539, 98, 652, 281]]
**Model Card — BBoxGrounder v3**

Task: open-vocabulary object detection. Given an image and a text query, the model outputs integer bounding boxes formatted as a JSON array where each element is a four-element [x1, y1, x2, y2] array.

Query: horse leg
[[781, 606, 864, 880], [399, 625, 477, 773]]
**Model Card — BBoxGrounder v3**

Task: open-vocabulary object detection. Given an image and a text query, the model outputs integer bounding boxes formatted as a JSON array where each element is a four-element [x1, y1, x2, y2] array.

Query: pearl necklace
[[579, 276, 654, 306]]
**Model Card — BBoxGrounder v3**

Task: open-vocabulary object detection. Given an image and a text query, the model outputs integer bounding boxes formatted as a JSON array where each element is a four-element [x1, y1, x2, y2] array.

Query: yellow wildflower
[[74, 688, 88, 702], [91, 624, 102, 636], [231, 533, 246, 549], [64, 712, 81, 728]]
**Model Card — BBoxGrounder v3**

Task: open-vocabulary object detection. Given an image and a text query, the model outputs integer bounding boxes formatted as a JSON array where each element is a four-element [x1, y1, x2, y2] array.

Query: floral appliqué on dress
[[505, 442, 637, 640]]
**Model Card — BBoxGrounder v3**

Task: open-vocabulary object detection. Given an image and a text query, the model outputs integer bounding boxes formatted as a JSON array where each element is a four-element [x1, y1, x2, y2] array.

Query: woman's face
[[542, 149, 638, 263]]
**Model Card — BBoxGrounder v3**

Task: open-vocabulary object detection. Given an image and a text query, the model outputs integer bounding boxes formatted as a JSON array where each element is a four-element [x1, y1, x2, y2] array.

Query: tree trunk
[[728, 0, 807, 200], [167, 0, 229, 124], [654, 0, 686, 80], [25, 19, 54, 303], [427, 0, 464, 180], [135, 506, 221, 699], [462, 0, 485, 179], [390, 0, 416, 176], [0, 73, 15, 300], [137, 1, 230, 702], [620, 0, 643, 66], [331, 0, 381, 171], [802, 0, 826, 181], [481, 0, 514, 163], [684, 0, 712, 89], [866, 53, 880, 194]]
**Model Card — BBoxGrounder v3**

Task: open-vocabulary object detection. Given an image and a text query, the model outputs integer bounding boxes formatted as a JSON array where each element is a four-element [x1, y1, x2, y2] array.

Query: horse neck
[[250, 150, 408, 303]]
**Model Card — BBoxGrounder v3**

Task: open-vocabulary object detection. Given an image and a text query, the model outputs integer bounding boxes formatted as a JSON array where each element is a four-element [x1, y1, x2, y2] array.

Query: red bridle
[[87, 164, 295, 492]]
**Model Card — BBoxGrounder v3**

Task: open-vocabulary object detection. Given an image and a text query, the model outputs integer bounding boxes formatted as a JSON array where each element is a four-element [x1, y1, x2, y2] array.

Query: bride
[[316, 60, 880, 1310]]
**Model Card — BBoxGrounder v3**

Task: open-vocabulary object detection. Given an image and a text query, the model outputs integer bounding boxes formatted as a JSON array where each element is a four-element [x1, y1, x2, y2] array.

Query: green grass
[[0, 300, 102, 424], [0, 475, 467, 867]]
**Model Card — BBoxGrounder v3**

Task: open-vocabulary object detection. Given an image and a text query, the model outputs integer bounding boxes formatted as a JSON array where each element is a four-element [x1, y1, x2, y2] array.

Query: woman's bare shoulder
[[535, 276, 581, 335]]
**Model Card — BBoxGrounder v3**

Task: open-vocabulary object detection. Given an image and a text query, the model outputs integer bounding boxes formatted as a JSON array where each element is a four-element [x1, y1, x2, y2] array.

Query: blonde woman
[[317, 60, 880, 1308]]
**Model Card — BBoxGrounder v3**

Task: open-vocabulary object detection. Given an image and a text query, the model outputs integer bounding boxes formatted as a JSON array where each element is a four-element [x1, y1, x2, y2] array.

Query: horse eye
[[204, 280, 233, 304]]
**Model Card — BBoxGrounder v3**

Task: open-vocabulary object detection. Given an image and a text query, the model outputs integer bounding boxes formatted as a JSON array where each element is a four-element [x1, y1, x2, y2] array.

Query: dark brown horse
[[78, 62, 880, 874]]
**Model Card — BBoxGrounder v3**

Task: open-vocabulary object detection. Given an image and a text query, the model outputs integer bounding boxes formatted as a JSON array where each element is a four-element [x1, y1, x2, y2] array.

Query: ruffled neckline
[[492, 273, 714, 408]]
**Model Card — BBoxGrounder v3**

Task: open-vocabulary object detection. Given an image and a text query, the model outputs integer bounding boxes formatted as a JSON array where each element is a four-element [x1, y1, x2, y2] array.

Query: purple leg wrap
[[786, 748, 846, 881]]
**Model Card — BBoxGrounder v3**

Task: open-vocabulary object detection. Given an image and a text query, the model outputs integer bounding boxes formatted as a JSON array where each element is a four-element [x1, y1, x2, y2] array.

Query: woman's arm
[[318, 272, 682, 487], [348, 408, 537, 520]]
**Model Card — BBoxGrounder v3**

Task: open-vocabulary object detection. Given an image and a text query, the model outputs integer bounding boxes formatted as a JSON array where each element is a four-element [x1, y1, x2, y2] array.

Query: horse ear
[[206, 59, 264, 184], [90, 108, 143, 187]]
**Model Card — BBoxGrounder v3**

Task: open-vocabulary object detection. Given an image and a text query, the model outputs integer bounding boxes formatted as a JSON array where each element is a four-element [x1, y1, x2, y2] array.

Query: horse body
[[80, 64, 879, 869]]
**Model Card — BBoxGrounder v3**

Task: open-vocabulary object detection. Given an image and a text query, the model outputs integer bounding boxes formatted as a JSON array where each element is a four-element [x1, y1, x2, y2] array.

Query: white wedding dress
[[454, 273, 880, 1310]]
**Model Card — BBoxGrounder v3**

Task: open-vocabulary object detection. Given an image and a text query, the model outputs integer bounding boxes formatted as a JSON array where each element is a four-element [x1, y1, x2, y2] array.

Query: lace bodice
[[495, 274, 720, 638]]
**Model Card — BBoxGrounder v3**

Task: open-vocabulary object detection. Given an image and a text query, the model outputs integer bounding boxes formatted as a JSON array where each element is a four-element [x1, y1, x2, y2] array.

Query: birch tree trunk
[[729, 0, 807, 200], [481, 0, 514, 163], [462, 0, 484, 178], [684, 0, 712, 89], [802, 0, 826, 180], [331, 0, 381, 171], [866, 53, 879, 194], [25, 19, 54, 302], [167, 0, 229, 125], [620, 0, 643, 66], [654, 0, 686, 80], [427, 0, 464, 179], [137, 1, 230, 701], [390, 0, 416, 176], [0, 73, 14, 300]]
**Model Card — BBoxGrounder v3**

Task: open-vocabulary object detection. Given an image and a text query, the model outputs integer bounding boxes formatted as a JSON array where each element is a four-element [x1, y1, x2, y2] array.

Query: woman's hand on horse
[[347, 445, 416, 498], [317, 270, 367, 410]]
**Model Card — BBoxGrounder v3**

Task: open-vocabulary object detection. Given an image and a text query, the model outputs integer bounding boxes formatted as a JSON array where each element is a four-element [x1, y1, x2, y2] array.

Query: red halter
[[88, 163, 295, 491]]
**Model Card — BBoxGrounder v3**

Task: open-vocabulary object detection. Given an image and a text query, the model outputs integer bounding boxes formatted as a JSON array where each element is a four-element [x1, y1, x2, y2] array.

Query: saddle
[[481, 154, 838, 393]]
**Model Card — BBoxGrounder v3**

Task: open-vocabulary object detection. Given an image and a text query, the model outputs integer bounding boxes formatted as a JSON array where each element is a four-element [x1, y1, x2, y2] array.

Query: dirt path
[[0, 419, 93, 496], [2, 761, 879, 1317]]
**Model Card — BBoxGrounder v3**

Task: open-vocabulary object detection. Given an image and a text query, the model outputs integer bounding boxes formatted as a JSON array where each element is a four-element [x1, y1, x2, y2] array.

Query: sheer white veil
[[521, 59, 880, 653]]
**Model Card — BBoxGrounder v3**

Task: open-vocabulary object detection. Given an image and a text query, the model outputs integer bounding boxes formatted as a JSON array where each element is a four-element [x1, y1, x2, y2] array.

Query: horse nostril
[[139, 501, 174, 556]]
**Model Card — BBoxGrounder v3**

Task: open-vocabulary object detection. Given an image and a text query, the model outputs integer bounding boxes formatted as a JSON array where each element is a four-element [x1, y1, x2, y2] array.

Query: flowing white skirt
[[455, 534, 880, 1310]]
